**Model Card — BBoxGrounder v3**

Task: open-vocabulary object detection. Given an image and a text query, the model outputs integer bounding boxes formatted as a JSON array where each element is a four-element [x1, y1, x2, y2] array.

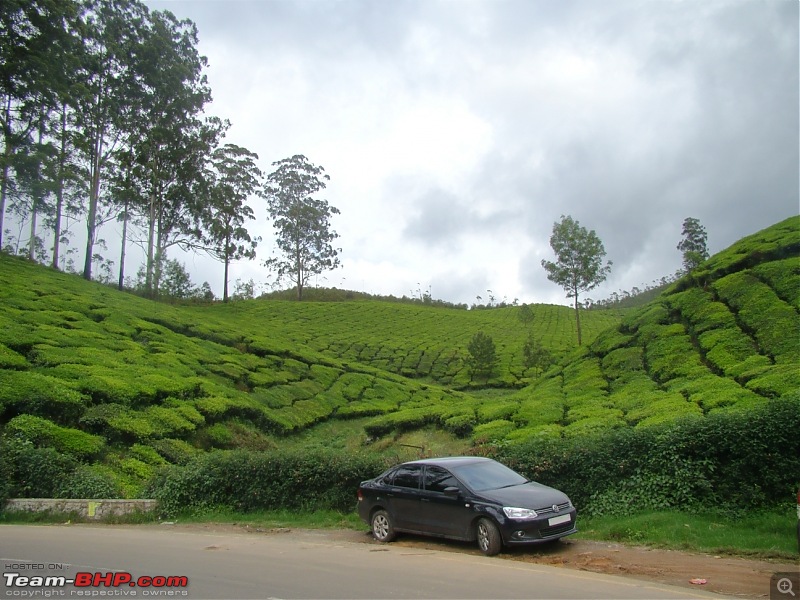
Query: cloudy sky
[[143, 0, 798, 306]]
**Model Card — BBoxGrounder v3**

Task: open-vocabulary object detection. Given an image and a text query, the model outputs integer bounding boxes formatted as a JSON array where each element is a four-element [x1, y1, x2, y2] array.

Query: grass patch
[[576, 509, 798, 560], [0, 510, 159, 525], [170, 508, 363, 530]]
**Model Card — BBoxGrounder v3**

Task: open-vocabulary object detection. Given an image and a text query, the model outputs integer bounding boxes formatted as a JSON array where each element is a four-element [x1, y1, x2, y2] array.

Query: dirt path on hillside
[[178, 523, 798, 599]]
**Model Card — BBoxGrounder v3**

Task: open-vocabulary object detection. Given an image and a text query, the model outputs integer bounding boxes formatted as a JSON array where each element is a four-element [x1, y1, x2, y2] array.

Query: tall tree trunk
[[29, 116, 44, 262], [223, 255, 230, 302], [574, 295, 583, 346], [118, 196, 128, 290], [83, 135, 103, 280], [146, 186, 156, 295], [52, 104, 67, 269], [0, 96, 13, 251]]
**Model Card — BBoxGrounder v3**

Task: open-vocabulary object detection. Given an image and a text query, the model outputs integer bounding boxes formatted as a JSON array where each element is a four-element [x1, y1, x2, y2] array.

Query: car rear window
[[391, 465, 421, 488]]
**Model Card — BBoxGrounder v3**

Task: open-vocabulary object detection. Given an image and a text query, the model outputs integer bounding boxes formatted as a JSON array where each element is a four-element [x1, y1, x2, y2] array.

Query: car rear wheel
[[371, 510, 396, 543], [476, 518, 502, 556]]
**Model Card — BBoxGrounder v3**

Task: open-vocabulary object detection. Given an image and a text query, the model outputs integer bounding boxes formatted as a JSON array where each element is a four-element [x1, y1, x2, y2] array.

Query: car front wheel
[[371, 510, 396, 543], [476, 518, 502, 556]]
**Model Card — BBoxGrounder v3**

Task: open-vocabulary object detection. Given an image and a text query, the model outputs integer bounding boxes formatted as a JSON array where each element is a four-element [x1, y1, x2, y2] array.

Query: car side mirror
[[443, 486, 460, 496]]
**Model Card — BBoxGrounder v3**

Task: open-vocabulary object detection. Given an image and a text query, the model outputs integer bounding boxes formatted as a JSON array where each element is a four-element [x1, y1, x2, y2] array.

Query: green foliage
[[0, 343, 28, 369], [364, 405, 446, 437], [4, 414, 104, 459], [713, 272, 799, 362], [56, 465, 119, 499], [522, 334, 554, 375], [0, 371, 86, 422], [491, 396, 800, 515], [466, 331, 498, 382], [263, 155, 341, 300], [443, 413, 475, 437], [0, 217, 797, 508], [541, 215, 613, 345], [677, 217, 709, 273], [752, 257, 800, 310], [0, 437, 78, 498], [149, 438, 199, 465], [150, 450, 388, 517]]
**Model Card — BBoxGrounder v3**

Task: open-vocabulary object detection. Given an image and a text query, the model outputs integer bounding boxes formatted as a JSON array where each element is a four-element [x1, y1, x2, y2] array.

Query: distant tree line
[[1, 0, 341, 302]]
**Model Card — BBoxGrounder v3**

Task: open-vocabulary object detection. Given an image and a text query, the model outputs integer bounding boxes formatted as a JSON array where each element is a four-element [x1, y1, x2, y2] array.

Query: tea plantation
[[0, 216, 798, 518]]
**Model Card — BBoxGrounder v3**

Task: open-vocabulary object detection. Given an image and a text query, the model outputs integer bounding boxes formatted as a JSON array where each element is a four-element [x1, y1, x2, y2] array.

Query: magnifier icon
[[778, 578, 796, 597]]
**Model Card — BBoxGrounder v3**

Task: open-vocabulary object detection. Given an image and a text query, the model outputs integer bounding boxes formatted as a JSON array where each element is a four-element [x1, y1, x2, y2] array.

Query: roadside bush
[[0, 437, 78, 497], [55, 464, 119, 499], [149, 450, 389, 517], [491, 396, 800, 515]]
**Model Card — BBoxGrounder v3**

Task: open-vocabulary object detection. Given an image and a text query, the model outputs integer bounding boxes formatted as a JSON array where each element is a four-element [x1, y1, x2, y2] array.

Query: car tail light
[[357, 489, 363, 502]]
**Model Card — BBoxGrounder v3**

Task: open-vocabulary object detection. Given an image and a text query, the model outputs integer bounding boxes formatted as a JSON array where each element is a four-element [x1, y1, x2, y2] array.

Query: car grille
[[540, 521, 575, 538], [535, 501, 571, 515]]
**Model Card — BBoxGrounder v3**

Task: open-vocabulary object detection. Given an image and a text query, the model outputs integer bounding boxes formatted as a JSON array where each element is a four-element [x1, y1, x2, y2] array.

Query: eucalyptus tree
[[263, 155, 341, 301], [71, 0, 149, 281], [126, 8, 219, 297], [202, 143, 264, 302], [0, 0, 80, 251], [541, 215, 612, 346], [677, 217, 709, 273]]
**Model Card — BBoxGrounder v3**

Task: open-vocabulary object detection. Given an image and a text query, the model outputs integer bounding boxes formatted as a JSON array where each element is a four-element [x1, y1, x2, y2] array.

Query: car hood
[[478, 481, 570, 509]]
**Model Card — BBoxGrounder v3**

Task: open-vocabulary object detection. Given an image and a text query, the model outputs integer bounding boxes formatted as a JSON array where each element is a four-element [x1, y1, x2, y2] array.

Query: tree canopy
[[677, 217, 709, 273], [263, 154, 341, 301], [541, 215, 612, 345], [0, 0, 262, 300]]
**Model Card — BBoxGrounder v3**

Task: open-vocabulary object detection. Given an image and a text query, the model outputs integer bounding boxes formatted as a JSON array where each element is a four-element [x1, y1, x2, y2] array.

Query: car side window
[[423, 466, 460, 493], [392, 465, 421, 489]]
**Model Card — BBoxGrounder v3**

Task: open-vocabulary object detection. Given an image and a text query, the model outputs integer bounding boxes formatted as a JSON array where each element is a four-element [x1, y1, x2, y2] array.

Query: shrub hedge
[[487, 395, 800, 515], [149, 450, 389, 516]]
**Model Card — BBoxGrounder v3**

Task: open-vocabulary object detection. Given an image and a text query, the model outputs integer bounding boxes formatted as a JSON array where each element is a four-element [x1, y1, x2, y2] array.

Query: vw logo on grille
[[552, 504, 559, 512]]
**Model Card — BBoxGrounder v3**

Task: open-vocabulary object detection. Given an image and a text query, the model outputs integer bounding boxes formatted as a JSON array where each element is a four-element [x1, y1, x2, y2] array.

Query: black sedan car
[[357, 456, 577, 556]]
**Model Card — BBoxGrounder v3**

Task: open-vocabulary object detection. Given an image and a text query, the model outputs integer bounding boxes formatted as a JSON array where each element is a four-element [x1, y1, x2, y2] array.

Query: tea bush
[[492, 395, 800, 515], [56, 464, 119, 499], [714, 272, 799, 362], [0, 343, 28, 369], [150, 449, 389, 516], [753, 257, 800, 309], [0, 437, 78, 497], [4, 414, 105, 459], [0, 371, 86, 422]]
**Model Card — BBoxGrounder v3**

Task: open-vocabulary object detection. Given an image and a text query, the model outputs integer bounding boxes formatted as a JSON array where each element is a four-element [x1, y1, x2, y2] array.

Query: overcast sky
[[142, 0, 798, 306]]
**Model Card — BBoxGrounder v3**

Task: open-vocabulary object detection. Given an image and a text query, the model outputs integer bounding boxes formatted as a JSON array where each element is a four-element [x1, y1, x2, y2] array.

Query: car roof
[[402, 456, 494, 468]]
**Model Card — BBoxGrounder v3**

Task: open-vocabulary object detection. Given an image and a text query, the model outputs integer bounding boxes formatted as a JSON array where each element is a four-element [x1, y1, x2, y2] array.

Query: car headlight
[[503, 506, 538, 520]]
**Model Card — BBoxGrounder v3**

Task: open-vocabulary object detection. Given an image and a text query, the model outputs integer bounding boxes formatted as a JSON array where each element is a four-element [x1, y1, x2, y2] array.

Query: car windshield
[[450, 461, 527, 492]]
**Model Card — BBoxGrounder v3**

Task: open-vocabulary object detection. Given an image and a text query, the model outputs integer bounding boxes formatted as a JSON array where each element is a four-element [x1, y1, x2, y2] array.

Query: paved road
[[1, 525, 731, 599]]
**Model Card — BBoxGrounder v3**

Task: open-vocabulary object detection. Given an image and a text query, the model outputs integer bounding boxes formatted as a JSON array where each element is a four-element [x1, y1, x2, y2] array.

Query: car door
[[384, 464, 425, 531], [419, 465, 475, 538]]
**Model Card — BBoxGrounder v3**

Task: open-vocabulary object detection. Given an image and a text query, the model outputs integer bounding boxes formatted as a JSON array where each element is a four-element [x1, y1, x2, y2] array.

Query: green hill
[[0, 216, 798, 512]]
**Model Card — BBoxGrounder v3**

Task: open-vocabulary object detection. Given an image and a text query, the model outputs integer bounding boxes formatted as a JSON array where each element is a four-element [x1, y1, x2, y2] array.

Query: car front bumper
[[498, 508, 578, 545]]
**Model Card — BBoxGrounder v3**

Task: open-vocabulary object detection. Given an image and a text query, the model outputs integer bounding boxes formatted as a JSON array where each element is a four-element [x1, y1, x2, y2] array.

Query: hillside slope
[[474, 215, 798, 443], [0, 253, 621, 496], [0, 216, 797, 500]]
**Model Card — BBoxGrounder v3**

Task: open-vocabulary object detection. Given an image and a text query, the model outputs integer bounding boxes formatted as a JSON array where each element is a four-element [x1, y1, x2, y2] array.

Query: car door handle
[[420, 498, 430, 502]]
